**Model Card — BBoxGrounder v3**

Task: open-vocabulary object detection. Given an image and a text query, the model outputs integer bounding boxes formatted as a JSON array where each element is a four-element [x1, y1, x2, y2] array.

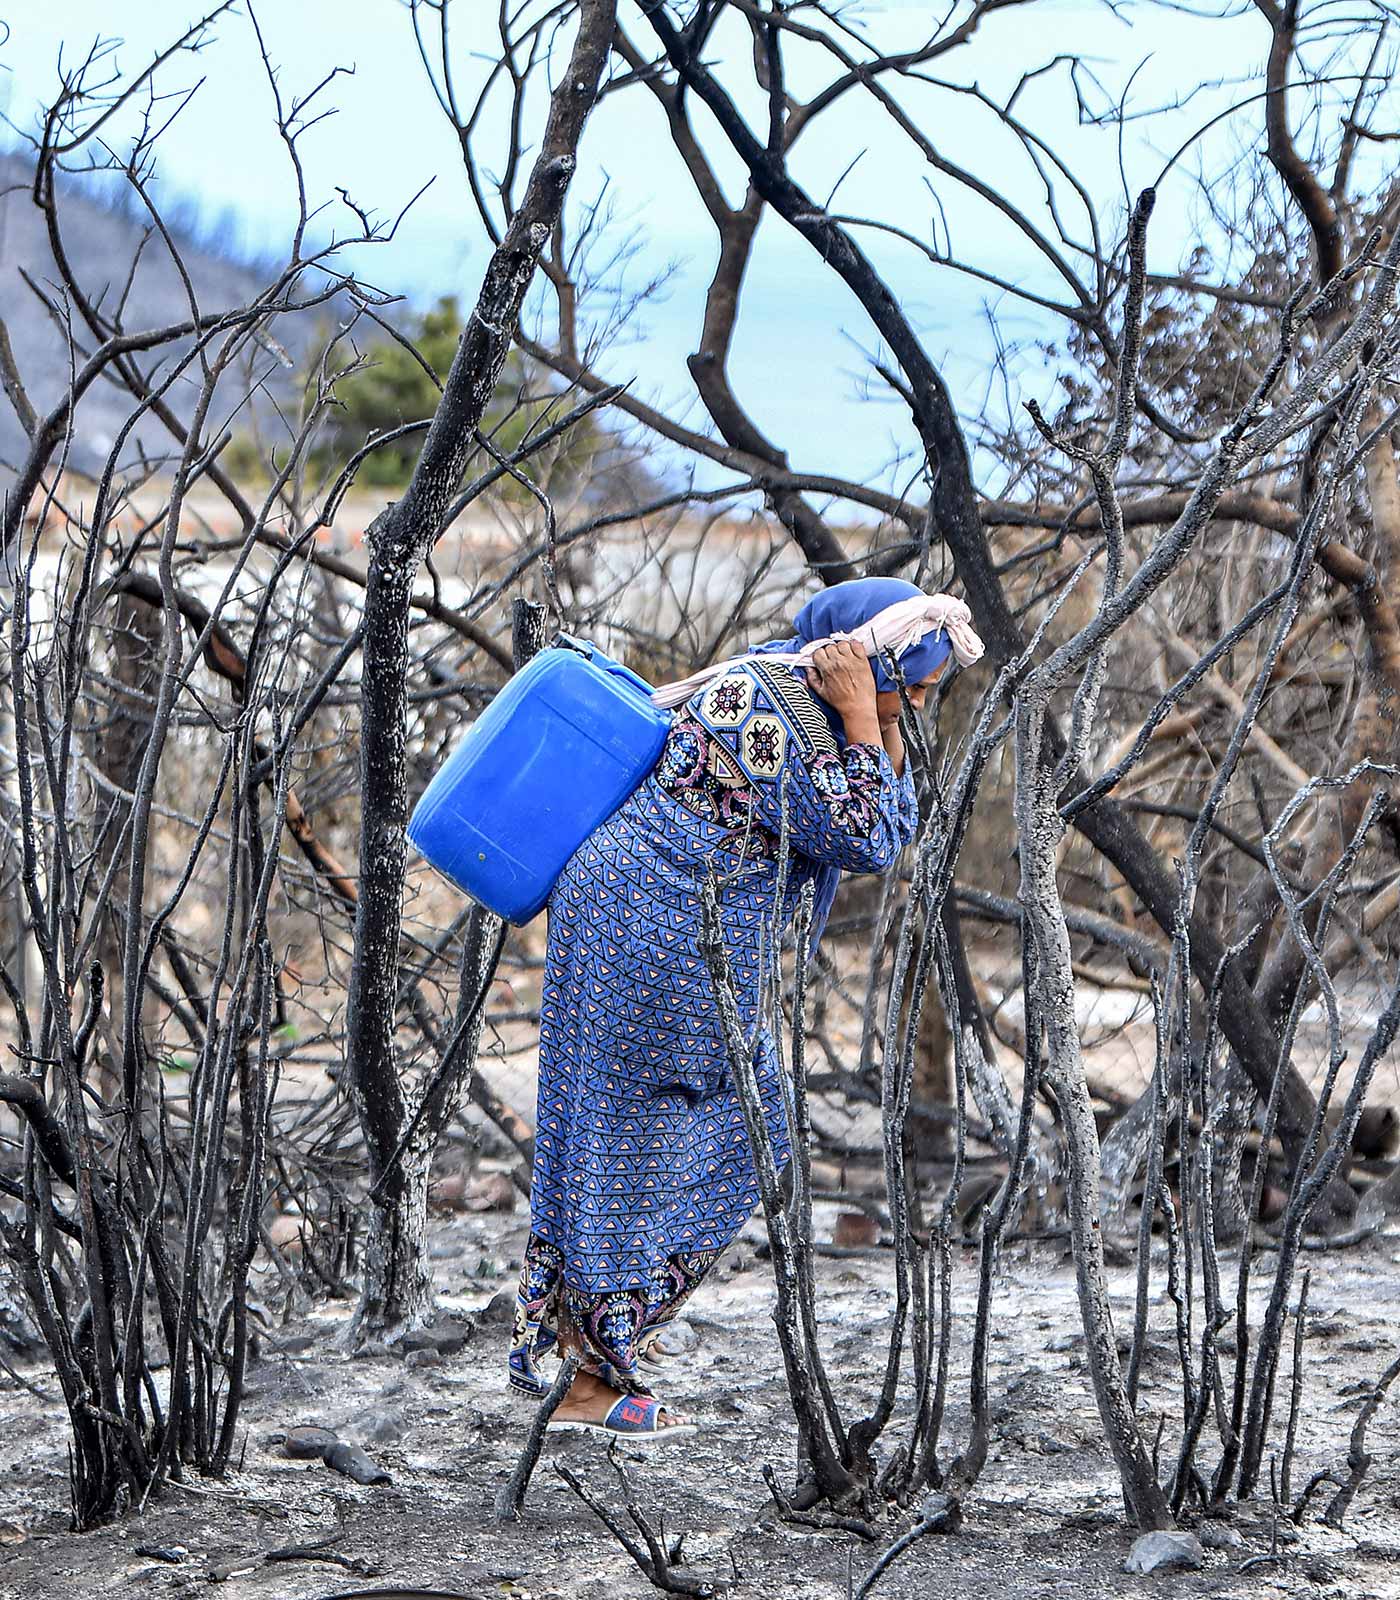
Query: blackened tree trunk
[[345, 0, 617, 1341], [91, 590, 162, 1105]]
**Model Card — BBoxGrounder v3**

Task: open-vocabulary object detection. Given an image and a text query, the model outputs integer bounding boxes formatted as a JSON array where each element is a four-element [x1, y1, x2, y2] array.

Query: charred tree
[[343, 0, 617, 1341]]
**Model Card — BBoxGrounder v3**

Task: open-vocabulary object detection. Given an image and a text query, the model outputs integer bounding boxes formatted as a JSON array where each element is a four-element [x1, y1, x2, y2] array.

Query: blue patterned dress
[[508, 657, 917, 1393]]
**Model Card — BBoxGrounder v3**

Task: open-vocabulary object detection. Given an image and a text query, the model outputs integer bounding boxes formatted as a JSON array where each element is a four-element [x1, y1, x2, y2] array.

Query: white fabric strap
[[650, 594, 985, 711]]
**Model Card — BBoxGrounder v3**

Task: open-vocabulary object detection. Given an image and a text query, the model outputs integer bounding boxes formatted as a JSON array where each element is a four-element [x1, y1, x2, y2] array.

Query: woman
[[507, 578, 983, 1440]]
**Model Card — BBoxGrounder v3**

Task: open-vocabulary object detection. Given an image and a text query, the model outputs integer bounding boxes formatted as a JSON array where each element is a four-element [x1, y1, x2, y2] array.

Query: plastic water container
[[407, 639, 672, 923]]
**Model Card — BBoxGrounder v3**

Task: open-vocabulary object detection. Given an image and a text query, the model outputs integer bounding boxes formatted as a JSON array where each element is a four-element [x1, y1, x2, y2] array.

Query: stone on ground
[[1123, 1531, 1206, 1574]]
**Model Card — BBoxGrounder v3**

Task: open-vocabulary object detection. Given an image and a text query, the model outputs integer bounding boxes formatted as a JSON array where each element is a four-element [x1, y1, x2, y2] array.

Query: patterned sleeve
[[895, 759, 919, 838], [685, 661, 917, 873]]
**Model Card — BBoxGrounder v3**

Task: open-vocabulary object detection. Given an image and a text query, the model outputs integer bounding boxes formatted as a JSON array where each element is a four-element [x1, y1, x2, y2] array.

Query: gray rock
[[480, 1289, 516, 1326], [400, 1313, 474, 1358], [649, 1319, 698, 1357], [1199, 1524, 1245, 1550], [1123, 1532, 1206, 1574], [281, 1425, 338, 1460], [352, 1406, 408, 1447]]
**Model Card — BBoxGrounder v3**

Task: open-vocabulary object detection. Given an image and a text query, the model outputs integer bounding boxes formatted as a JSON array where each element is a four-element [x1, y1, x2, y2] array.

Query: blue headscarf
[[754, 578, 948, 953], [791, 577, 955, 691]]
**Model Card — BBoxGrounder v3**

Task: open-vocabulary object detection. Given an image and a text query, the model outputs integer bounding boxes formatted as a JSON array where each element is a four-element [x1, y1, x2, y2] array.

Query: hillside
[[0, 152, 291, 482], [0, 152, 664, 519]]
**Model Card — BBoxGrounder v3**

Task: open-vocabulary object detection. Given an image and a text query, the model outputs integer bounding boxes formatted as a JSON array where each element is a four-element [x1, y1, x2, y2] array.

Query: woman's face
[[874, 659, 945, 728]]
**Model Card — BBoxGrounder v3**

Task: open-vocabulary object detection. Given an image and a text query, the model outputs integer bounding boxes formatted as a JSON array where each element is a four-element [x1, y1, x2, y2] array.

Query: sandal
[[548, 1392, 697, 1443]]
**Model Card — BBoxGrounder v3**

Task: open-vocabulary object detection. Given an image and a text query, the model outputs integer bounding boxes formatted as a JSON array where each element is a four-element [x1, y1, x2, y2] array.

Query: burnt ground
[[2, 1197, 1399, 1600]]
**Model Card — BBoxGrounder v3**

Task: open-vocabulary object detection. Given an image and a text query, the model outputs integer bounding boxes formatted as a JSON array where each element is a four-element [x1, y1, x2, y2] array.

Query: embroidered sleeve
[[757, 739, 915, 872], [682, 662, 915, 873]]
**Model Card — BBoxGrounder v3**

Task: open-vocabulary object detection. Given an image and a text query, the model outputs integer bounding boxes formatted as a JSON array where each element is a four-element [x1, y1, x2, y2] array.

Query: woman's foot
[[637, 1328, 667, 1367], [551, 1369, 694, 1432]]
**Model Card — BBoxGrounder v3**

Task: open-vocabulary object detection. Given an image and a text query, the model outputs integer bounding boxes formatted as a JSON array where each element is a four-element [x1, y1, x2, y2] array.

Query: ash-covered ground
[[2, 1195, 1399, 1600]]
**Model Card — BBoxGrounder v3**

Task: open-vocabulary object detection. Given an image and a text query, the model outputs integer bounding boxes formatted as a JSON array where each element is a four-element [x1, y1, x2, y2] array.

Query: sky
[[0, 1, 1386, 497]]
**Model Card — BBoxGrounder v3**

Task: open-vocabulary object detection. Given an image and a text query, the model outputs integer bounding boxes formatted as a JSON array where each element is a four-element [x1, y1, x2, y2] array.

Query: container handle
[[554, 633, 659, 700], [594, 653, 659, 699]]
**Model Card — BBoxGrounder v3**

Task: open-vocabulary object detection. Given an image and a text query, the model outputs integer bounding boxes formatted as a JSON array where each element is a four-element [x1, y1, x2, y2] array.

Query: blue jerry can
[[407, 639, 672, 923]]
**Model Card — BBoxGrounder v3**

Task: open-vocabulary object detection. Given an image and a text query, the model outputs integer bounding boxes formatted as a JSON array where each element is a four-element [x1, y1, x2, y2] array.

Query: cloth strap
[[650, 594, 985, 710]]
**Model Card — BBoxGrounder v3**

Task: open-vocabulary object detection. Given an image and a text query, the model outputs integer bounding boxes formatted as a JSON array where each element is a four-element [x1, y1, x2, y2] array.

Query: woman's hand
[[807, 640, 881, 749]]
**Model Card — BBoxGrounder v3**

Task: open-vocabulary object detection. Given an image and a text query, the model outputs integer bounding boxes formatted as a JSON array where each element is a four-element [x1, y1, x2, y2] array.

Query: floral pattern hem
[[510, 1230, 716, 1392]]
